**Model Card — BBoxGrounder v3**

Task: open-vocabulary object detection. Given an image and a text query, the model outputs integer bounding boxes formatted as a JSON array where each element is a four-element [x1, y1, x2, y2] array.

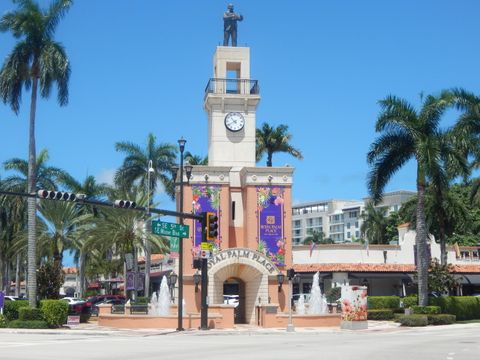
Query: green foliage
[[367, 296, 400, 309], [135, 296, 149, 304], [37, 261, 65, 299], [428, 259, 459, 294], [429, 296, 480, 321], [367, 309, 395, 320], [402, 295, 418, 308], [412, 305, 441, 315], [0, 314, 7, 328], [325, 287, 342, 303], [427, 314, 456, 325], [40, 300, 68, 327], [8, 320, 49, 329], [256, 123, 303, 167], [398, 314, 429, 327], [19, 307, 44, 321], [3, 300, 29, 321]]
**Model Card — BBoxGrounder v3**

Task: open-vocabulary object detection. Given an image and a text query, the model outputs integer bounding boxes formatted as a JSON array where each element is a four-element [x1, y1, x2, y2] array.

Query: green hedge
[[368, 296, 400, 309], [367, 309, 395, 320], [412, 306, 441, 315], [134, 296, 149, 304], [40, 300, 68, 328], [402, 295, 418, 309], [3, 300, 29, 321], [0, 314, 7, 328], [19, 307, 44, 321], [8, 320, 49, 329], [429, 296, 480, 321], [398, 314, 428, 327], [427, 314, 456, 325]]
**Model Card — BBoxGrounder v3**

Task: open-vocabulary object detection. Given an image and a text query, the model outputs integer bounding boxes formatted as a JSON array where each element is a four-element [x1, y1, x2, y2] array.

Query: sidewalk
[[1, 320, 478, 336]]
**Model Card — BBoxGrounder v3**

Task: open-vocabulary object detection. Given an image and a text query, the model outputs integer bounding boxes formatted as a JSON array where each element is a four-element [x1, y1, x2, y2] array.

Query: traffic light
[[287, 268, 295, 280], [206, 211, 218, 241], [114, 199, 137, 209], [37, 190, 81, 201]]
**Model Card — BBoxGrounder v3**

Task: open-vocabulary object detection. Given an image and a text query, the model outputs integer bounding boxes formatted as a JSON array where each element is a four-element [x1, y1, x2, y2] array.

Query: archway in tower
[[223, 277, 246, 324]]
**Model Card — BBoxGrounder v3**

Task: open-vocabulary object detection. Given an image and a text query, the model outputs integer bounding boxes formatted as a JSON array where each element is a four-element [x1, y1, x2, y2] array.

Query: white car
[[60, 297, 85, 305], [4, 296, 21, 301]]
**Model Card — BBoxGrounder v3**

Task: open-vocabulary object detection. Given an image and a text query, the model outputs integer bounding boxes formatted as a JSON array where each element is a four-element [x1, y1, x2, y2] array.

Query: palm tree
[[367, 94, 460, 306], [114, 133, 177, 199], [256, 123, 303, 167], [58, 174, 109, 297], [303, 230, 333, 245], [114, 133, 176, 296], [0, 0, 73, 308], [184, 151, 208, 166], [86, 186, 168, 299], [360, 203, 389, 245]]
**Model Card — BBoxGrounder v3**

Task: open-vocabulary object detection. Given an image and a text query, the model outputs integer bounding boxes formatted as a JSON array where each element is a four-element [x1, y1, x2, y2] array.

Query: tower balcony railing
[[204, 78, 260, 98]]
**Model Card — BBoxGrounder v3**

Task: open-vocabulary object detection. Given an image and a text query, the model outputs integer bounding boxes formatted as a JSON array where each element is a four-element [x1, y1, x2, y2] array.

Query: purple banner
[[192, 185, 221, 255], [257, 186, 285, 266], [125, 272, 145, 291]]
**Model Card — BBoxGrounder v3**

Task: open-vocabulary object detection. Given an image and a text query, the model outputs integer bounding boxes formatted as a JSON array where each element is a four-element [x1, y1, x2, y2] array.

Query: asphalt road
[[0, 326, 479, 360]]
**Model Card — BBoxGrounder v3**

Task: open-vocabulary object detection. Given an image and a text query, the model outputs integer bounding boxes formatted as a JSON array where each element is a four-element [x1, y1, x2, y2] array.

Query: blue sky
[[1, 0, 479, 209]]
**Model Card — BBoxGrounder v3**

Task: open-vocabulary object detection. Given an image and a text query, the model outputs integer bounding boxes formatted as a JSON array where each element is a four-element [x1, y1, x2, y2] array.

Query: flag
[[309, 242, 317, 257]]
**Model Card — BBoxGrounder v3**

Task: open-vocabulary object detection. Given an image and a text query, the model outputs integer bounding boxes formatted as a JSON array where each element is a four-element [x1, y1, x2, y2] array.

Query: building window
[[347, 223, 350, 229], [347, 232, 351, 238], [355, 230, 360, 238]]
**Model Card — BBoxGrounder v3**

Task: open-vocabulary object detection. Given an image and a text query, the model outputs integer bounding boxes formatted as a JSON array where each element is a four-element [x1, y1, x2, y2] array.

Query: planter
[[341, 320, 368, 330]]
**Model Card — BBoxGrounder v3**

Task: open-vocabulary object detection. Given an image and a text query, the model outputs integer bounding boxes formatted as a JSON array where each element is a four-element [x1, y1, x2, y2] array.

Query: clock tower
[[204, 46, 260, 167]]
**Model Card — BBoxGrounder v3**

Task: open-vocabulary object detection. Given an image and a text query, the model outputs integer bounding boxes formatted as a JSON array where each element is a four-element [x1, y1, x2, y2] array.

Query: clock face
[[224, 112, 245, 132]]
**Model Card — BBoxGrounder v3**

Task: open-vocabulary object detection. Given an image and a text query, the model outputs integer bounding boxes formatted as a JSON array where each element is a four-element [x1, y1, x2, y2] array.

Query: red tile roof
[[63, 267, 77, 274], [293, 263, 480, 273], [137, 253, 165, 264]]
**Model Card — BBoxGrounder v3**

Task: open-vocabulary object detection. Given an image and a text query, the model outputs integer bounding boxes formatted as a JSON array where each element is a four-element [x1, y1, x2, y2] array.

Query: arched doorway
[[223, 277, 246, 324]]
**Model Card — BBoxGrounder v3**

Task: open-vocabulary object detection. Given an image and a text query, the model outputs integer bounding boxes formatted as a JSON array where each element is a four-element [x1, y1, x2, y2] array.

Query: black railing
[[204, 78, 259, 97]]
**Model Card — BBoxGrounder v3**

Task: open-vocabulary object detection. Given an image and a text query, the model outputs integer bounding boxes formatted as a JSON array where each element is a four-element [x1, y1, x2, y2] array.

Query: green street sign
[[152, 220, 189, 238], [169, 237, 179, 253]]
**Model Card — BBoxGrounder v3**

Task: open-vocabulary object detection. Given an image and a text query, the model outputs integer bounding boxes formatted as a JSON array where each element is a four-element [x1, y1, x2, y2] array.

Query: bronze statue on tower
[[223, 3, 243, 47]]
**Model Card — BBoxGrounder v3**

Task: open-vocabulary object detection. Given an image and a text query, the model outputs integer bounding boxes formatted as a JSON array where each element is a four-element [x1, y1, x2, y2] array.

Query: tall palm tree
[[367, 94, 460, 306], [115, 134, 177, 296], [0, 0, 73, 308], [256, 123, 303, 167], [184, 151, 208, 166], [360, 203, 389, 245], [303, 230, 333, 245]]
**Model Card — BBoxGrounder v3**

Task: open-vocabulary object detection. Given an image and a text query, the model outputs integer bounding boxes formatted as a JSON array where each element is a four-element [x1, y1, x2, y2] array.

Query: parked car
[[91, 298, 126, 316], [223, 295, 239, 307], [4, 296, 22, 301], [85, 294, 125, 314], [61, 297, 88, 315]]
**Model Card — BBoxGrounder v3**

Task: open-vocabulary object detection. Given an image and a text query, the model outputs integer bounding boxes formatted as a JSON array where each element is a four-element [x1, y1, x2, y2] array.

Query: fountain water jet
[[296, 294, 305, 315], [157, 276, 171, 316], [307, 272, 328, 314]]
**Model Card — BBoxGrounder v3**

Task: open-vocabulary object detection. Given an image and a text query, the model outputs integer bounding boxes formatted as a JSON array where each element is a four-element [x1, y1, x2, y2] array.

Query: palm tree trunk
[[267, 151, 273, 167], [79, 250, 86, 298], [27, 76, 38, 308], [416, 171, 429, 306], [15, 253, 21, 297]]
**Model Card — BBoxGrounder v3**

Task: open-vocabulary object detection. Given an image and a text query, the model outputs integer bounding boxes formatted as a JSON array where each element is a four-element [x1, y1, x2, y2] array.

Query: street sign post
[[152, 220, 189, 238]]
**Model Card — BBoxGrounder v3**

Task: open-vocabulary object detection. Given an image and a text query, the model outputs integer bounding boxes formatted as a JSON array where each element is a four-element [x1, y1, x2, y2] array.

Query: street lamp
[[176, 137, 193, 331], [277, 272, 285, 292], [167, 271, 178, 302], [286, 269, 299, 332], [145, 160, 155, 298], [193, 270, 201, 293]]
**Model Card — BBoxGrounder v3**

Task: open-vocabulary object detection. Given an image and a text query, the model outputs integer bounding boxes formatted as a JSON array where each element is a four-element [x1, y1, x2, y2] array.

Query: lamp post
[[167, 271, 177, 302], [286, 269, 299, 332], [145, 160, 155, 298], [176, 137, 193, 331]]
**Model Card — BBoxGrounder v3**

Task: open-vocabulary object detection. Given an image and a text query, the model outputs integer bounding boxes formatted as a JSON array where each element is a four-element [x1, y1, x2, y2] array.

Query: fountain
[[157, 276, 171, 316], [307, 272, 328, 314], [296, 294, 306, 315], [149, 292, 158, 315]]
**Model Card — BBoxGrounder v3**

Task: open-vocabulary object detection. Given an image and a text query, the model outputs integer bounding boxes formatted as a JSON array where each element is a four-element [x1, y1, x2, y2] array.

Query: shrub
[[368, 296, 400, 309], [412, 305, 441, 315], [402, 295, 418, 309], [429, 296, 480, 321], [3, 300, 29, 321], [0, 314, 7, 328], [40, 300, 68, 328], [19, 307, 44, 321], [367, 309, 394, 320], [398, 314, 428, 327], [427, 314, 456, 325], [8, 320, 49, 329], [135, 296, 149, 304]]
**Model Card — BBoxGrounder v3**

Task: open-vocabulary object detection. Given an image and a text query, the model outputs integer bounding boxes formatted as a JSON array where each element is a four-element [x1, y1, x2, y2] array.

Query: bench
[[129, 304, 149, 315], [111, 304, 125, 314]]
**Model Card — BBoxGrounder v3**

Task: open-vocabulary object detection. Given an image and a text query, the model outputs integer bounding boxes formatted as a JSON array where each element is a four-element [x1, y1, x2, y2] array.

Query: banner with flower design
[[192, 185, 221, 251], [340, 286, 368, 321], [257, 186, 285, 266]]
